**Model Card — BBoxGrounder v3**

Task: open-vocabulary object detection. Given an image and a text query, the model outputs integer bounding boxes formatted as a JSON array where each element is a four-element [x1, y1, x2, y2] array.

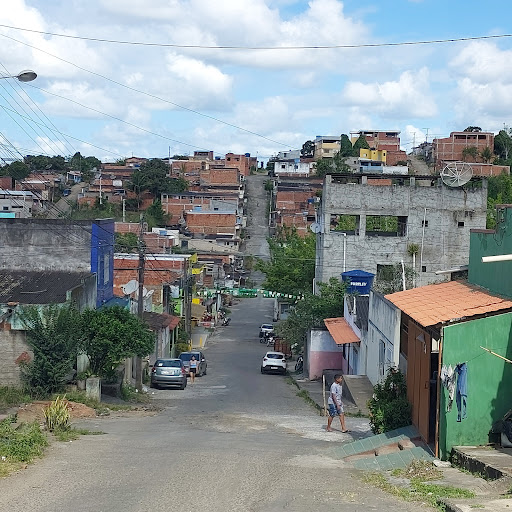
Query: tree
[[81, 305, 155, 381], [462, 146, 479, 162], [127, 170, 148, 207], [17, 304, 83, 396], [255, 226, 316, 296], [146, 199, 170, 229], [301, 140, 315, 158], [352, 134, 370, 155], [480, 146, 493, 164], [277, 278, 346, 349], [339, 134, 354, 157], [6, 161, 30, 181], [463, 126, 482, 132], [494, 130, 512, 162], [314, 158, 335, 178], [115, 232, 138, 252]]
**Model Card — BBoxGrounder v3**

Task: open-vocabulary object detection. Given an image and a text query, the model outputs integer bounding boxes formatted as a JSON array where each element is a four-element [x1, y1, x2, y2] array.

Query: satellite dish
[[310, 222, 321, 234], [122, 279, 138, 295], [440, 162, 473, 187]]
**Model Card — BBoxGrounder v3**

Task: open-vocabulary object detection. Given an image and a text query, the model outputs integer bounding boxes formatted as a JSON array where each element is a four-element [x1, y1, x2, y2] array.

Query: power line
[[25, 83, 220, 154], [0, 104, 124, 157], [1, 24, 511, 50], [0, 32, 297, 150]]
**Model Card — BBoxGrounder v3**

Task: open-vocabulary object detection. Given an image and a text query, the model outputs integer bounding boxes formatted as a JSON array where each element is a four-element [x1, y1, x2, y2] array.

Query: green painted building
[[439, 205, 512, 458], [439, 314, 512, 459]]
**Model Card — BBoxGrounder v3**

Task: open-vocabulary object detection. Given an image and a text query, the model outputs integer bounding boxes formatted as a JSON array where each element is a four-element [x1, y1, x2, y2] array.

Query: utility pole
[[99, 176, 103, 205], [135, 214, 145, 391], [423, 128, 430, 143], [122, 198, 126, 223]]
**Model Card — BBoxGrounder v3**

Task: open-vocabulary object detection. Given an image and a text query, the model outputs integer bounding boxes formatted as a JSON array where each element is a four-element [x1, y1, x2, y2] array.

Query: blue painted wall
[[91, 219, 115, 308]]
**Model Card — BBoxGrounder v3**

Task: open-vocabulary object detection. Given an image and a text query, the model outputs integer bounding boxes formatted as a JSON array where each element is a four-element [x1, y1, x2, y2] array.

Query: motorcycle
[[266, 335, 275, 348], [222, 317, 231, 326], [295, 354, 304, 373]]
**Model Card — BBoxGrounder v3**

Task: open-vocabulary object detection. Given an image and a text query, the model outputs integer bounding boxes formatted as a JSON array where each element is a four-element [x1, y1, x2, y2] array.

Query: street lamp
[[0, 70, 37, 82]]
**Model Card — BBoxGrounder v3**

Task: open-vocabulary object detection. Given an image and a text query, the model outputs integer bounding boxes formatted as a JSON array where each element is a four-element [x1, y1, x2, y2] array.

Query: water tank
[[341, 270, 375, 295], [245, 153, 250, 157]]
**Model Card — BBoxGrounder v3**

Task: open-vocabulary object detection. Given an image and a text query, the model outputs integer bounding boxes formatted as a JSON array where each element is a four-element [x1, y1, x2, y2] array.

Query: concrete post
[[86, 376, 101, 402]]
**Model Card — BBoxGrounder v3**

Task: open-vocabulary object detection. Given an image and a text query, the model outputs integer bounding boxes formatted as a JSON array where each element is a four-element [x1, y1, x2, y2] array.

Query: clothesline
[[480, 346, 512, 364]]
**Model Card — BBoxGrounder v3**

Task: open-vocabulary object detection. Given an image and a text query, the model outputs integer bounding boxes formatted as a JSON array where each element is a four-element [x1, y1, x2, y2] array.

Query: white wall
[[365, 291, 401, 385]]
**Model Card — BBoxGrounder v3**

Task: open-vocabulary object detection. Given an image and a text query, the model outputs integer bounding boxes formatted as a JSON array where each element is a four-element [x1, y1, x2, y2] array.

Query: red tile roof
[[324, 317, 360, 344], [385, 281, 512, 327]]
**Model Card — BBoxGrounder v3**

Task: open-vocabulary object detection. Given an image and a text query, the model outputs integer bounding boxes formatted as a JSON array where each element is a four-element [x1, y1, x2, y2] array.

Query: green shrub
[[43, 396, 70, 432], [367, 368, 411, 434], [0, 386, 32, 410], [0, 419, 48, 462], [174, 343, 190, 356]]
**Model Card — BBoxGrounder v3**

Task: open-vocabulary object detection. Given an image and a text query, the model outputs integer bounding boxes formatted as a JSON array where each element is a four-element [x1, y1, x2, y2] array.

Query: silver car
[[150, 359, 187, 389]]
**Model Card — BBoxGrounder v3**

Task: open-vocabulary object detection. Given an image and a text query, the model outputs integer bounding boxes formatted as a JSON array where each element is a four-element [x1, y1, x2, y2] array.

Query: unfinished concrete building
[[315, 174, 488, 288]]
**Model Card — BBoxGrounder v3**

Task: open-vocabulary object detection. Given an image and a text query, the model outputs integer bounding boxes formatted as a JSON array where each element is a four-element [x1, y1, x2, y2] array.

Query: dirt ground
[[16, 401, 97, 423]]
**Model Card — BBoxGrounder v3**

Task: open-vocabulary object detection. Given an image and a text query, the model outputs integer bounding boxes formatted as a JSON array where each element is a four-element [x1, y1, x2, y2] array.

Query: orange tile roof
[[385, 281, 512, 327], [324, 318, 360, 344]]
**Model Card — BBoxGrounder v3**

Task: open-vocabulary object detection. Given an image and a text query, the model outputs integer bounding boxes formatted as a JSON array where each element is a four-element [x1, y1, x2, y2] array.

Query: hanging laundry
[[455, 363, 467, 421], [440, 364, 457, 412]]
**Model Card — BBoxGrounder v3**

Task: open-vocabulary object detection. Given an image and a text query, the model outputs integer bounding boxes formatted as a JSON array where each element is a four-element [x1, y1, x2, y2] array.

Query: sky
[[0, 0, 512, 163]]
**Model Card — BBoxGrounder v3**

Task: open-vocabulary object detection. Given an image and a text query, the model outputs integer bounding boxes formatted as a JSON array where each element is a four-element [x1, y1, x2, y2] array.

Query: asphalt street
[[0, 296, 429, 512]]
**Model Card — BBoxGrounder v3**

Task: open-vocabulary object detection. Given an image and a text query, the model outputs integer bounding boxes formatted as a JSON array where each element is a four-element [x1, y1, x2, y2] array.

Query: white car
[[261, 351, 287, 374]]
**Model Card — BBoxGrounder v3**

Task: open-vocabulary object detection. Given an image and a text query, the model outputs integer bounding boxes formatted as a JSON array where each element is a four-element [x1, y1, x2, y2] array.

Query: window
[[366, 215, 407, 237], [422, 220, 428, 227], [422, 265, 427, 272], [330, 214, 360, 234], [103, 253, 110, 284], [458, 221, 465, 227], [155, 360, 181, 367], [281, 164, 286, 169], [2, 206, 8, 211]]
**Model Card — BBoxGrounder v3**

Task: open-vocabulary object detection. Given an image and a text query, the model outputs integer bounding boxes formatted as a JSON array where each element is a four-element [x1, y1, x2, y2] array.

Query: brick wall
[[0, 329, 30, 386]]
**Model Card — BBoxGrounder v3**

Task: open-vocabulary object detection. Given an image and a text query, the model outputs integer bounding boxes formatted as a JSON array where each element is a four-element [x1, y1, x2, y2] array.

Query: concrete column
[[86, 376, 101, 402]]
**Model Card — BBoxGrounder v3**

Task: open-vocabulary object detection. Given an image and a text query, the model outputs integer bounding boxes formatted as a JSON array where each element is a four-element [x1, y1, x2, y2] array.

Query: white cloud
[[450, 42, 512, 84], [341, 68, 437, 119], [450, 42, 512, 130]]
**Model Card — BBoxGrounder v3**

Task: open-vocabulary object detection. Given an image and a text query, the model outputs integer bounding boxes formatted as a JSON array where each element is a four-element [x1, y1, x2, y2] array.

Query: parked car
[[179, 351, 207, 377], [261, 351, 287, 375], [150, 359, 187, 389], [259, 323, 274, 338]]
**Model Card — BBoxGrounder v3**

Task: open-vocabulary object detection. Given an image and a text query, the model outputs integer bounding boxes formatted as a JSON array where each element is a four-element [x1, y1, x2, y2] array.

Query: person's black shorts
[[189, 368, 197, 374]]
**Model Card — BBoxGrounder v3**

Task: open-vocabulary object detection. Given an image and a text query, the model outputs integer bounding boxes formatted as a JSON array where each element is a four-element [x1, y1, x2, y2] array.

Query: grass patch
[[53, 427, 105, 442], [362, 471, 475, 510], [345, 409, 368, 418], [391, 459, 443, 481], [0, 419, 48, 465], [285, 376, 300, 389], [0, 386, 32, 412], [296, 389, 322, 414]]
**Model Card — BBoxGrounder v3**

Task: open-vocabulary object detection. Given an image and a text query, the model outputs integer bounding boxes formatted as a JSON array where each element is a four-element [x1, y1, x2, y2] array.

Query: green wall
[[440, 313, 512, 459], [469, 207, 512, 299]]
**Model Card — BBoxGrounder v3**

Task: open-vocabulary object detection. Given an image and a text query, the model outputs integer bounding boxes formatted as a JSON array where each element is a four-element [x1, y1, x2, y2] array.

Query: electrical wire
[[0, 32, 298, 150], [0, 62, 77, 157], [25, 83, 222, 154], [0, 104, 124, 158], [1, 23, 511, 50]]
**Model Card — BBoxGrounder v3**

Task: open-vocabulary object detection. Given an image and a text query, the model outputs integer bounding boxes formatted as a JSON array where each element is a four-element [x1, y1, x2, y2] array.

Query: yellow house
[[359, 148, 387, 163], [314, 136, 341, 160]]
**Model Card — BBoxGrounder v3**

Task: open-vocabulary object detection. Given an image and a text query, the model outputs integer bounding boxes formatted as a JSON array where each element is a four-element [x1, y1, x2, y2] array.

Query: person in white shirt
[[326, 374, 349, 433]]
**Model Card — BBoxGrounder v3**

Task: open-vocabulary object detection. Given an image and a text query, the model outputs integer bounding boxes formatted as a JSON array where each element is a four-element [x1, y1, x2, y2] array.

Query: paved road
[[0, 297, 428, 512], [45, 181, 83, 219]]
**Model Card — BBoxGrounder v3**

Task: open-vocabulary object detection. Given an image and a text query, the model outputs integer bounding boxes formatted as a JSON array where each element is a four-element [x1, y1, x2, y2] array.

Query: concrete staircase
[[334, 425, 434, 470]]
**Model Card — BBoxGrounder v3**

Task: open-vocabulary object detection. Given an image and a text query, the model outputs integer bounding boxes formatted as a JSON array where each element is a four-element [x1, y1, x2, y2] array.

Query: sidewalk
[[287, 365, 512, 511], [286, 364, 370, 417]]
